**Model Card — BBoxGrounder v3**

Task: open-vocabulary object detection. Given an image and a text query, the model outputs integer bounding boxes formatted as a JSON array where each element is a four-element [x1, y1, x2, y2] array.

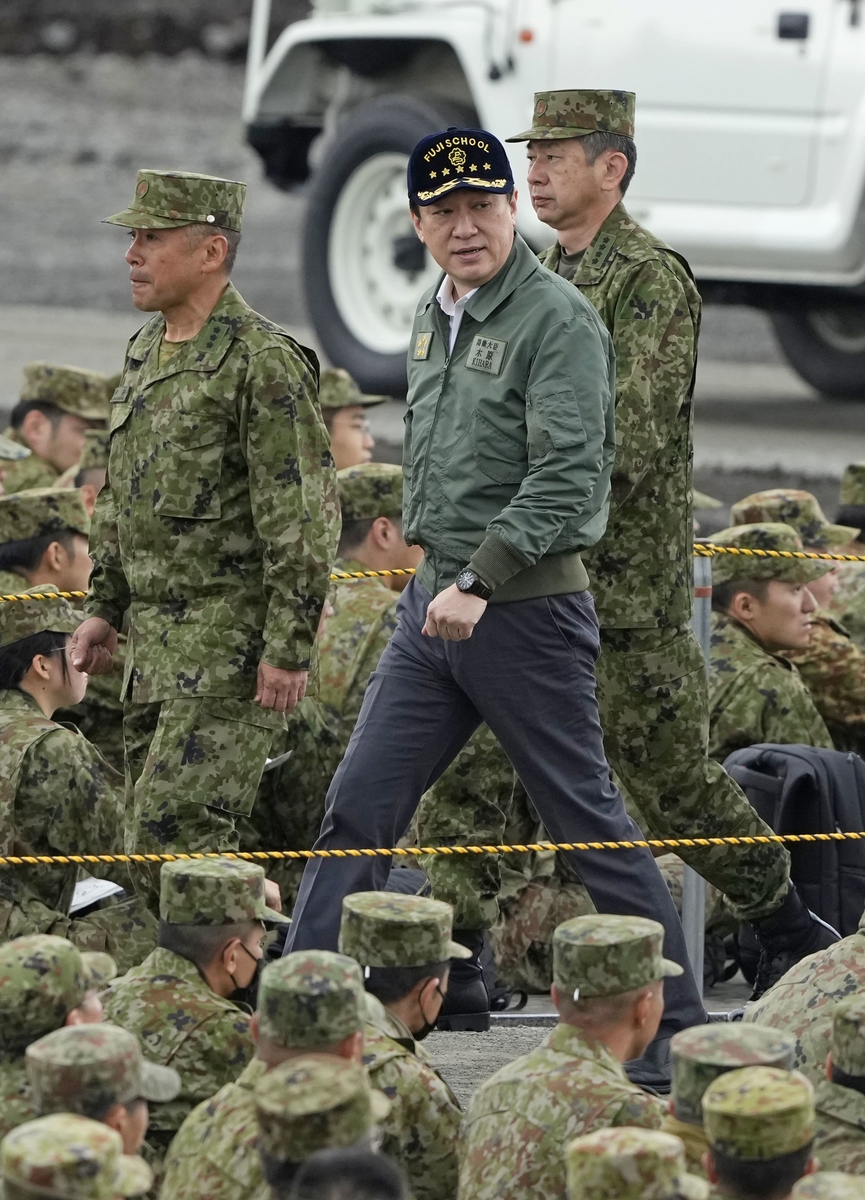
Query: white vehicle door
[[549, 0, 835, 206]]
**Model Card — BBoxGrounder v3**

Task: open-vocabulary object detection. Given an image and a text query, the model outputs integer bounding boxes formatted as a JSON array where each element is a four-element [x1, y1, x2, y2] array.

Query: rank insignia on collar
[[413, 331, 433, 360], [466, 335, 507, 375]]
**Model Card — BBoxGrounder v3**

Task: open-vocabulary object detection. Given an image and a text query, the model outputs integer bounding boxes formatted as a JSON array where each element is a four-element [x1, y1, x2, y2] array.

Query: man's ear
[[19, 409, 49, 445], [221, 936, 241, 976], [728, 589, 758, 625], [251, 1011, 260, 1045], [100, 1104, 127, 1138]]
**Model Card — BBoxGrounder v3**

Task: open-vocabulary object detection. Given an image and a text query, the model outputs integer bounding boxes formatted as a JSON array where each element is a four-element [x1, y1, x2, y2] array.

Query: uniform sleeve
[[784, 620, 865, 729], [607, 1089, 667, 1129], [708, 663, 834, 761], [469, 313, 617, 589], [240, 345, 340, 671], [377, 1058, 462, 1200], [85, 460, 131, 630]]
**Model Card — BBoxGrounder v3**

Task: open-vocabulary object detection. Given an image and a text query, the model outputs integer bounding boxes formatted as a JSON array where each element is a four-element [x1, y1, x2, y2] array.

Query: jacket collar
[[545, 1022, 628, 1076], [127, 282, 250, 387], [421, 234, 541, 325], [543, 203, 640, 286], [712, 611, 794, 672], [0, 690, 46, 716]]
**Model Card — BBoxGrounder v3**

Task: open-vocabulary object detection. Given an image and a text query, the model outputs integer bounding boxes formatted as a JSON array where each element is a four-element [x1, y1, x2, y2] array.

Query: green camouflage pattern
[[731, 489, 859, 551], [0, 593, 80, 648], [507, 90, 635, 141], [337, 463, 403, 522], [793, 1172, 865, 1198], [85, 282, 338, 705], [257, 951, 367, 1048], [338, 892, 470, 968], [830, 993, 865, 1076], [101, 946, 255, 1154], [159, 858, 287, 926], [0, 488, 90, 542], [76, 431, 109, 475], [0, 936, 114, 1043], [702, 1066, 815, 1160], [565, 1127, 708, 1200], [841, 464, 865, 507], [0, 436, 31, 464], [710, 523, 831, 586], [104, 170, 246, 232], [364, 994, 462, 1200], [19, 364, 110, 422], [254, 1055, 390, 1162], [707, 612, 834, 763], [0, 434, 60, 496], [458, 1022, 665, 1200], [55, 634, 127, 773], [830, 564, 865, 653], [670, 1023, 796, 1126], [490, 876, 596, 993], [0, 1114, 152, 1200], [813, 1077, 865, 1175], [25, 1024, 180, 1116], [659, 1112, 711, 1180], [781, 613, 865, 760], [552, 914, 682, 998], [319, 368, 387, 411]]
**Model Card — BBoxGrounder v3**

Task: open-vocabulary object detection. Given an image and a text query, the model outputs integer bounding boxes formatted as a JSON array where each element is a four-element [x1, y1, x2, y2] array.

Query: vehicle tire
[[302, 94, 469, 395], [770, 305, 865, 398]]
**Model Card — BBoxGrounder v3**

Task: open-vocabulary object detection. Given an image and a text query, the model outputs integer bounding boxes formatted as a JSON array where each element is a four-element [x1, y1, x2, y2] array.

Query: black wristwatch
[[455, 568, 493, 601]]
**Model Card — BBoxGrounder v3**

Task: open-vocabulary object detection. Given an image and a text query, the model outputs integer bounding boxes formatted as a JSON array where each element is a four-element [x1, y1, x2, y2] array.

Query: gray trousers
[[287, 579, 706, 1036]]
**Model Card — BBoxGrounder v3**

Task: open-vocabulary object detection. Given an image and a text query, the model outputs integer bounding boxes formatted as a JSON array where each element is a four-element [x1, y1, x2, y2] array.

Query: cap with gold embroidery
[[103, 170, 245, 232], [407, 127, 514, 206]]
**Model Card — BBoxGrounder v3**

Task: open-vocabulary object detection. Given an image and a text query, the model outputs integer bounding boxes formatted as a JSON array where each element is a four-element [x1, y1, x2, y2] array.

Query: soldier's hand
[[70, 618, 118, 675], [255, 662, 308, 713], [264, 878, 283, 914], [423, 584, 487, 641]]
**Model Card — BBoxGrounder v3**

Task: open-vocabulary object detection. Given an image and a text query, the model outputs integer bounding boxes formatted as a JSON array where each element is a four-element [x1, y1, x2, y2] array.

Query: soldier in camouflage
[[811, 994, 865, 1173], [101, 858, 287, 1173], [0, 435, 32, 495], [2, 365, 110, 496], [793, 1173, 865, 1198], [0, 935, 116, 1139], [56, 429, 109, 500], [702, 1066, 817, 1200], [0, 1113, 152, 1200], [830, 462, 865, 652], [506, 89, 830, 1007], [160, 949, 367, 1200], [318, 368, 387, 472], [707, 523, 834, 762], [458, 914, 679, 1200], [565, 1128, 708, 1200], [71, 170, 339, 908], [338, 892, 464, 1200]]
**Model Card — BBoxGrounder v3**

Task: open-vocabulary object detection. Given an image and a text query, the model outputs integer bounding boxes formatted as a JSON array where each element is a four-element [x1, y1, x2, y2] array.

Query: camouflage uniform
[[338, 893, 465, 1200], [829, 462, 865, 651], [564, 1128, 708, 1200], [0, 436, 32, 494], [160, 951, 367, 1200], [0, 1114, 152, 1200], [812, 994, 865, 1174], [663, 1023, 795, 1176], [707, 523, 834, 762], [457, 915, 680, 1200], [86, 171, 339, 903], [1, 364, 110, 496], [0, 935, 116, 1140], [793, 1173, 865, 1198]]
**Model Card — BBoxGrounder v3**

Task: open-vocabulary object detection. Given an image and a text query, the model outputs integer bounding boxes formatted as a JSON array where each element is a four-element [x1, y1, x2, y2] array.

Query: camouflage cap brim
[[79, 953, 116, 991], [114, 1156, 153, 1198], [262, 906, 291, 927], [137, 1060, 181, 1104], [102, 209, 198, 230], [681, 1173, 710, 1200], [0, 436, 31, 463], [447, 939, 473, 960], [659, 956, 684, 978], [812, 521, 861, 549], [506, 125, 596, 142], [693, 490, 722, 510]]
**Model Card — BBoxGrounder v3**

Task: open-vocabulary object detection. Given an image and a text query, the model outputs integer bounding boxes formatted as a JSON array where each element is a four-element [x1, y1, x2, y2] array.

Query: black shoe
[[624, 1036, 672, 1095], [750, 886, 840, 1000], [436, 929, 490, 1032]]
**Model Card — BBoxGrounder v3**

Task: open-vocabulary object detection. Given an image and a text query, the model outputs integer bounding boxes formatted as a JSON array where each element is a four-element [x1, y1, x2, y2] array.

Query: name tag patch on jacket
[[111, 386, 131, 403], [466, 336, 507, 375], [413, 332, 433, 360]]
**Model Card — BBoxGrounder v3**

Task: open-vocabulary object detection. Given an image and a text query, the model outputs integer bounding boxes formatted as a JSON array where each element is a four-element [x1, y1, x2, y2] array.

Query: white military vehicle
[[243, 0, 865, 396]]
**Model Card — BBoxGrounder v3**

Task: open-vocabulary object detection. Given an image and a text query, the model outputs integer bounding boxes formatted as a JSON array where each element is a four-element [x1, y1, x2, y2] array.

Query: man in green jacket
[[287, 128, 706, 1044]]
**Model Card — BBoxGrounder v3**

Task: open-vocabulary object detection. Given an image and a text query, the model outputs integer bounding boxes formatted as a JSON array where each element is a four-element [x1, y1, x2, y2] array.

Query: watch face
[[456, 569, 475, 591]]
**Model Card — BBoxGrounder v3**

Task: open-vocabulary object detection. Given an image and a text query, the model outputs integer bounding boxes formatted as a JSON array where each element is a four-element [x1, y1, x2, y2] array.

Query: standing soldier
[[70, 171, 339, 897]]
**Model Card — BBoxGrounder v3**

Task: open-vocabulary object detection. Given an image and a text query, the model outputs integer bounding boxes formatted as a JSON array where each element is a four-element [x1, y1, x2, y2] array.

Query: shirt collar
[[435, 276, 477, 317]]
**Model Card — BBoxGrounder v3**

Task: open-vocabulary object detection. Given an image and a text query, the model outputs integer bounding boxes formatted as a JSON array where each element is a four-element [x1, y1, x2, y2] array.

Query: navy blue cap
[[407, 127, 514, 206]]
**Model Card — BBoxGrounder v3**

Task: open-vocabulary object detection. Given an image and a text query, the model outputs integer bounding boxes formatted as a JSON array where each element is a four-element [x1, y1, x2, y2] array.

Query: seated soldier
[[25, 1024, 180, 1155], [663, 1024, 795, 1176], [0, 1113, 152, 1200], [253, 1056, 391, 1200], [829, 462, 865, 651], [338, 893, 463, 1200], [160, 950, 368, 1200], [319, 369, 386, 471], [0, 488, 91, 597], [0, 935, 115, 1138], [102, 859, 286, 1171], [457, 914, 675, 1200], [288, 1148, 408, 1200], [702, 1066, 817, 1200], [813, 994, 865, 1174], [2, 364, 109, 493], [730, 489, 865, 757], [707, 522, 834, 762], [564, 1128, 707, 1200]]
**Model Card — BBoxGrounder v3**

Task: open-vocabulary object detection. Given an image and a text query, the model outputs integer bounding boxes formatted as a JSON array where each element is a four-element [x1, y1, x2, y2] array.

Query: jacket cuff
[[82, 601, 124, 631], [468, 533, 530, 591]]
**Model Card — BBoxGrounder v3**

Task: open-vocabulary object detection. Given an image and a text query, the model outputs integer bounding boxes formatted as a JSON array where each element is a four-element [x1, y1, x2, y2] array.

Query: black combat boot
[[436, 929, 490, 1032], [750, 885, 840, 1000]]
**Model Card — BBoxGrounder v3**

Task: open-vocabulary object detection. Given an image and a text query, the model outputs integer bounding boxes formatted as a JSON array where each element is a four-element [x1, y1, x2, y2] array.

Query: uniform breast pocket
[[472, 410, 526, 485], [153, 415, 227, 521], [109, 399, 133, 435]]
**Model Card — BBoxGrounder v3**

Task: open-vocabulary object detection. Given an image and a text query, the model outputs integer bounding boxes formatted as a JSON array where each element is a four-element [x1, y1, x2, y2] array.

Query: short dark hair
[[157, 919, 258, 970], [580, 131, 637, 195], [80, 1095, 147, 1124], [0, 629, 70, 691], [711, 577, 770, 614], [289, 1148, 408, 1200], [0, 530, 78, 576], [836, 504, 865, 537], [9, 400, 65, 432], [710, 1143, 813, 1200], [337, 515, 404, 557], [185, 224, 241, 275], [364, 961, 449, 1005]]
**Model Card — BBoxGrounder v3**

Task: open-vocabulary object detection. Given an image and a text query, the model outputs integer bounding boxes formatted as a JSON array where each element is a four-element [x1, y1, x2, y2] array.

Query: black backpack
[[723, 744, 865, 937]]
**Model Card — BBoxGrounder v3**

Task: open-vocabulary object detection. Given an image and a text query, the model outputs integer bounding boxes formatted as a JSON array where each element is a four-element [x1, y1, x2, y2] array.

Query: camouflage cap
[[553, 914, 682, 1000], [507, 90, 635, 142], [76, 432, 109, 476], [841, 463, 865, 507], [103, 170, 245, 233], [693, 490, 722, 510], [338, 892, 471, 969], [19, 365, 110, 423], [829, 993, 865, 1077], [159, 858, 288, 926], [337, 464, 403, 523], [565, 1128, 708, 1200], [670, 1023, 796, 1126], [0, 488, 90, 544], [257, 952, 367, 1050], [0, 1114, 152, 1200], [792, 1172, 865, 1198], [254, 1054, 390, 1163], [0, 435, 31, 463], [709, 523, 832, 586], [702, 1066, 814, 1160], [0, 590, 81, 649], [0, 937, 116, 1043], [26, 1024, 180, 1116], [319, 368, 387, 411], [731, 489, 858, 551]]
